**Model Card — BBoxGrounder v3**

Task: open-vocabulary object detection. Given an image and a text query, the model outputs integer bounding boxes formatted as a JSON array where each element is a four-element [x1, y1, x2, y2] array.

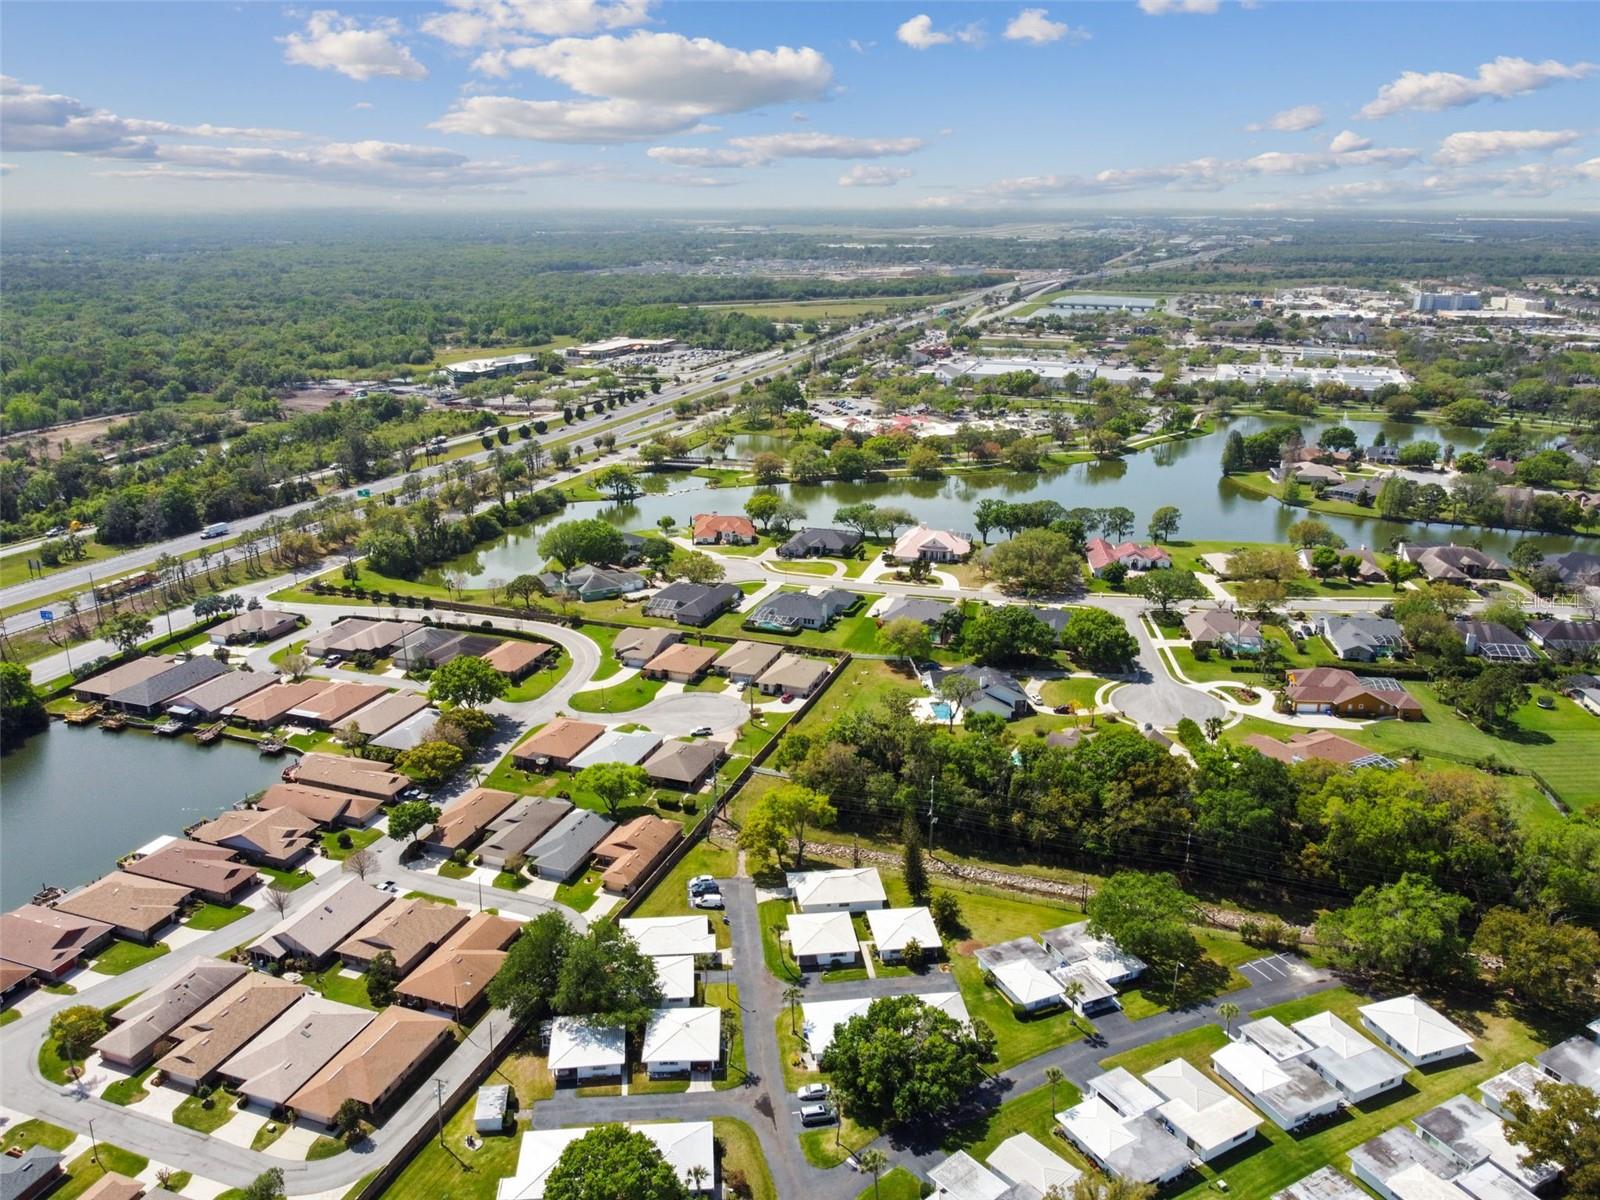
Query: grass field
[[858, 1168, 924, 1200], [307, 965, 378, 1010], [184, 902, 251, 931], [91, 939, 169, 975], [173, 1088, 240, 1133], [713, 1118, 777, 1200], [102, 1065, 158, 1106], [1038, 676, 1109, 710], [321, 825, 385, 861], [792, 658, 921, 736], [940, 1076, 1086, 1161], [52, 1146, 149, 1200], [1, 1120, 74, 1153], [567, 672, 665, 713], [501, 648, 572, 702]]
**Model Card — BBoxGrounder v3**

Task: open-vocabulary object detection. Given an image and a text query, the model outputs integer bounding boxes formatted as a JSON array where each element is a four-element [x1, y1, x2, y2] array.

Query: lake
[[0, 728, 285, 909], [434, 414, 1590, 588]]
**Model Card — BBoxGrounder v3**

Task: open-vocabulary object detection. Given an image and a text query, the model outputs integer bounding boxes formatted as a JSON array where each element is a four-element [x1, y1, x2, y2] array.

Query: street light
[[1171, 960, 1187, 1006]]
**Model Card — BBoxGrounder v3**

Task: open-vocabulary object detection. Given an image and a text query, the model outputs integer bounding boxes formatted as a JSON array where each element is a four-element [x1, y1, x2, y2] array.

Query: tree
[[820, 994, 995, 1126], [239, 1169, 287, 1200], [737, 784, 836, 870], [1286, 517, 1342, 548], [386, 798, 442, 842], [365, 950, 398, 1007], [335, 1098, 371, 1145], [934, 672, 978, 729], [986, 529, 1083, 596], [428, 655, 508, 710], [744, 491, 781, 532], [488, 911, 577, 1024], [1086, 871, 1201, 969], [1315, 873, 1472, 982], [906, 444, 944, 479], [672, 551, 725, 585], [1100, 506, 1135, 541], [1045, 1065, 1066, 1115], [878, 617, 933, 663], [396, 741, 464, 789], [1234, 578, 1289, 618], [1217, 1001, 1240, 1036], [1147, 505, 1181, 543], [573, 762, 650, 819], [48, 1005, 108, 1073], [1449, 665, 1529, 730], [100, 612, 153, 654], [544, 1123, 689, 1200], [1472, 906, 1600, 1012], [930, 891, 964, 938], [0, 661, 48, 750], [343, 847, 378, 880], [554, 921, 663, 1025], [1060, 608, 1138, 670], [963, 605, 1058, 664], [538, 519, 626, 568], [1130, 569, 1206, 618], [1310, 546, 1340, 578], [1220, 430, 1247, 475], [1504, 1081, 1600, 1200], [593, 465, 643, 503], [856, 1148, 890, 1200], [751, 452, 786, 484]]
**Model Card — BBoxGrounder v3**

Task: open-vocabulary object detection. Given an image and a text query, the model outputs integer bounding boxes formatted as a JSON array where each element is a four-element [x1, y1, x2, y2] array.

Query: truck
[[201, 522, 230, 540]]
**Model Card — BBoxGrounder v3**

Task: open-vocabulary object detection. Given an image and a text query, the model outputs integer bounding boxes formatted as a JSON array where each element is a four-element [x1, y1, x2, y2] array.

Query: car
[[324, 653, 343, 666], [799, 1104, 836, 1127], [689, 726, 713, 737], [781, 693, 794, 703], [692, 892, 725, 910], [46, 526, 65, 537], [378, 880, 398, 893], [797, 1083, 830, 1103], [687, 875, 718, 895]]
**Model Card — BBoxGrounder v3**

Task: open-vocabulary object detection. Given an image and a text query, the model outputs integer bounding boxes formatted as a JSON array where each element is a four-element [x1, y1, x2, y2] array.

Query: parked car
[[690, 726, 713, 737], [687, 875, 719, 896], [692, 892, 725, 910], [797, 1083, 830, 1103], [799, 1104, 836, 1127]]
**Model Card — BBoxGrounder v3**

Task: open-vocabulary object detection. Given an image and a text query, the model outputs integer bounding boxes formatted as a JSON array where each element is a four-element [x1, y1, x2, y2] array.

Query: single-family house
[[801, 992, 970, 1058], [1184, 609, 1265, 654], [712, 640, 783, 685], [547, 1016, 627, 1084], [891, 526, 971, 564], [496, 1123, 715, 1200], [1526, 619, 1600, 655], [288, 1007, 455, 1127], [929, 664, 1032, 719], [228, 679, 338, 727], [641, 739, 724, 790], [287, 681, 390, 728], [92, 959, 248, 1069], [1241, 1015, 1315, 1062], [283, 753, 410, 802], [1454, 1163, 1540, 1200], [107, 657, 230, 715], [975, 938, 1067, 1013], [122, 840, 257, 905], [256, 782, 383, 828], [53, 873, 192, 943], [426, 787, 520, 854], [1056, 1094, 1192, 1187], [208, 609, 299, 645], [643, 582, 742, 626], [1455, 620, 1537, 663], [1536, 1031, 1600, 1089], [619, 916, 716, 960], [785, 911, 860, 970], [217, 994, 374, 1111], [1285, 667, 1423, 719], [1398, 543, 1507, 584], [70, 655, 178, 702], [1243, 730, 1397, 769], [1478, 1062, 1547, 1120], [568, 729, 663, 771], [1320, 615, 1406, 661], [1535, 550, 1600, 589], [864, 906, 940, 964], [474, 798, 575, 870], [641, 1005, 722, 1077], [395, 912, 521, 1017], [1298, 547, 1386, 582], [1292, 1010, 1408, 1103], [155, 973, 306, 1090], [778, 527, 863, 559], [985, 1133, 1082, 1199], [642, 643, 719, 683], [875, 596, 960, 642], [1324, 475, 1387, 505], [1360, 995, 1475, 1066], [1023, 606, 1073, 636], [339, 691, 431, 740], [306, 618, 424, 659], [539, 565, 646, 603], [0, 906, 113, 981], [249, 878, 391, 968], [1040, 923, 1146, 986], [592, 815, 683, 896], [1348, 1129, 1464, 1200], [926, 1152, 1011, 1200], [338, 898, 469, 975], [511, 718, 606, 771], [1085, 538, 1172, 577], [787, 868, 887, 914], [164, 669, 276, 721], [0, 1147, 64, 1200], [1144, 1057, 1262, 1162], [691, 513, 757, 545], [480, 639, 557, 681], [613, 628, 682, 668], [1412, 1095, 1558, 1191], [744, 588, 859, 632], [755, 652, 832, 697], [1274, 1168, 1372, 1200], [525, 809, 614, 881], [652, 954, 697, 1007], [1210, 1040, 1341, 1130]]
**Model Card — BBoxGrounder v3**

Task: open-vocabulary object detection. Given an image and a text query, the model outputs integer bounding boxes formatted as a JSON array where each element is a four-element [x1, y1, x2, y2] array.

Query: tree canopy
[[544, 1124, 690, 1200], [819, 994, 996, 1126]]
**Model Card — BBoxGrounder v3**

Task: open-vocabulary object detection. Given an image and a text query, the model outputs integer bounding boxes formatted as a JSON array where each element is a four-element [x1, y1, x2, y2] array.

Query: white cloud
[[839, 164, 911, 187], [1328, 129, 1371, 153], [1138, 0, 1221, 14], [895, 14, 984, 49], [1358, 56, 1595, 118], [1247, 104, 1324, 133], [1433, 128, 1581, 166], [421, 0, 652, 49], [848, 39, 876, 54], [0, 162, 15, 175], [1003, 9, 1087, 45], [281, 11, 428, 82], [432, 95, 709, 142], [727, 131, 923, 159], [645, 145, 757, 168], [0, 76, 301, 155]]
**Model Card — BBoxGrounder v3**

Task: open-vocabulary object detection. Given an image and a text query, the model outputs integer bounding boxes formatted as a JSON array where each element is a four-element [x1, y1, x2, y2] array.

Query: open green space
[[708, 980, 747, 1089], [940, 1076, 1086, 1161], [52, 1146, 149, 1200], [1037, 676, 1108, 711], [713, 1118, 777, 1200], [579, 624, 624, 679], [91, 939, 169, 975], [257, 864, 315, 890], [173, 1087, 240, 1134], [857, 1168, 924, 1200], [252, 1120, 289, 1153], [799, 1110, 881, 1168], [501, 648, 572, 702], [793, 658, 922, 736], [102, 1064, 156, 1106], [321, 825, 385, 861], [1, 1120, 74, 1154], [553, 867, 606, 913], [306, 965, 380, 1010], [307, 1136, 349, 1161], [185, 902, 251, 931], [567, 672, 665, 713]]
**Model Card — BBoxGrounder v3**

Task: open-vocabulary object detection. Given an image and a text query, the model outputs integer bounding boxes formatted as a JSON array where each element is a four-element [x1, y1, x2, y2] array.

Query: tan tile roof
[[395, 913, 520, 1011], [256, 783, 383, 827], [642, 740, 724, 786], [336, 899, 469, 974], [290, 682, 390, 725], [594, 815, 683, 893], [756, 653, 831, 691], [692, 513, 756, 539], [713, 640, 783, 678], [76, 1172, 146, 1200], [54, 874, 192, 937], [0, 906, 113, 974], [482, 640, 553, 674], [71, 656, 177, 699], [155, 974, 305, 1081], [190, 807, 319, 863], [428, 788, 518, 852], [513, 717, 605, 764], [217, 995, 374, 1107], [1242, 731, 1387, 766], [229, 679, 338, 724], [285, 753, 409, 800], [613, 628, 681, 661], [93, 959, 248, 1064], [645, 644, 720, 676], [288, 1007, 454, 1124], [123, 841, 258, 896]]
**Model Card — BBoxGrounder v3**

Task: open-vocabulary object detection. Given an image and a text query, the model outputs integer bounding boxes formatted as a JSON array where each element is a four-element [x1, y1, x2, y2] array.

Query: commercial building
[[566, 337, 679, 360], [447, 353, 536, 381], [1048, 294, 1161, 314], [1414, 292, 1481, 312]]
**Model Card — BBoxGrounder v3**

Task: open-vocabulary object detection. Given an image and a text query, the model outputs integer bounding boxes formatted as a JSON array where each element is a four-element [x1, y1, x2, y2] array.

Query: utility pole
[[435, 1079, 447, 1147], [926, 773, 938, 855], [88, 1119, 99, 1165]]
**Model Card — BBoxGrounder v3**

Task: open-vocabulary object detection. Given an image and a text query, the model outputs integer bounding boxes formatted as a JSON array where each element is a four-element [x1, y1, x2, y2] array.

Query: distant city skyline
[[1, 1, 1596, 212]]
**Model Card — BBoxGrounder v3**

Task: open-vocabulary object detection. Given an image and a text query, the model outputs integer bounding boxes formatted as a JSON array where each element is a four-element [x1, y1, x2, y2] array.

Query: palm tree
[[1068, 1175, 1157, 1200], [855, 1148, 889, 1200], [1044, 1065, 1066, 1115], [783, 985, 803, 1034], [1060, 980, 1085, 1030], [1217, 1001, 1241, 1037], [687, 1164, 709, 1194]]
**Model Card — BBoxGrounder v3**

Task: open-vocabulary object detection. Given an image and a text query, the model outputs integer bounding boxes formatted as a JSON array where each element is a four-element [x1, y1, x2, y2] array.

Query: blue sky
[[2, 1, 1595, 212]]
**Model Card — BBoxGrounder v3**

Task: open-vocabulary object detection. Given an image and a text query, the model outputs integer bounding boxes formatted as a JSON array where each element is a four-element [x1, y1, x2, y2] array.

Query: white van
[[201, 523, 229, 540]]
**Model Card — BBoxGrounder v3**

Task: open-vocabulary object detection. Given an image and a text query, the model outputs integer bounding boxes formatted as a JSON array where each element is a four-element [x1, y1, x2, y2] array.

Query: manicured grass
[[252, 1120, 289, 1152], [822, 965, 870, 984], [1, 1120, 74, 1153], [630, 839, 739, 924], [321, 825, 384, 861], [708, 980, 747, 1090], [185, 902, 251, 931], [91, 939, 170, 975], [173, 1088, 240, 1133], [628, 1064, 689, 1095], [1116, 931, 1254, 1018], [776, 1012, 824, 1091], [53, 1146, 149, 1200], [567, 672, 665, 713], [437, 861, 474, 879], [950, 953, 1091, 1069], [713, 1117, 777, 1200], [685, 673, 730, 693], [554, 868, 606, 913], [858, 1168, 924, 1200], [0, 1008, 20, 1027], [501, 648, 571, 702], [940, 1077, 1087, 1162], [38, 1033, 80, 1084], [793, 658, 921, 736], [758, 899, 802, 982], [493, 870, 528, 892], [159, 1172, 193, 1193], [403, 890, 458, 905], [579, 624, 624, 680], [1100, 1023, 1230, 1078], [102, 1065, 158, 1106], [1038, 676, 1108, 710], [257, 864, 315, 890], [307, 1136, 349, 1161], [306, 966, 379, 1010], [771, 560, 836, 576], [799, 1112, 879, 1168]]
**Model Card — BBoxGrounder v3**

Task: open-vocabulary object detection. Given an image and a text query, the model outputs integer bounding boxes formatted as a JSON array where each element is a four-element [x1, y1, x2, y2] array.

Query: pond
[[0, 728, 286, 909], [433, 415, 1591, 589]]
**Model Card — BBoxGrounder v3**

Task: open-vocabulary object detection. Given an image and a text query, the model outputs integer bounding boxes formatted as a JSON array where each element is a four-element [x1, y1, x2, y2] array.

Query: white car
[[797, 1083, 830, 1103], [691, 892, 725, 910]]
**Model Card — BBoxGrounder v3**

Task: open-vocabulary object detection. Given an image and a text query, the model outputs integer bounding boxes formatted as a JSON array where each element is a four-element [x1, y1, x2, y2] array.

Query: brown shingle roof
[[190, 807, 318, 864], [642, 740, 724, 786], [288, 1007, 454, 1124], [612, 628, 681, 661], [594, 815, 683, 893], [713, 640, 783, 678], [1243, 730, 1386, 766], [285, 753, 409, 801], [0, 906, 113, 974], [76, 1172, 146, 1200], [481, 640, 553, 675], [645, 644, 719, 676], [155, 974, 305, 1082], [71, 656, 178, 699], [1286, 666, 1423, 713], [394, 913, 520, 1011], [428, 788, 518, 851], [123, 842, 257, 897], [229, 680, 338, 725], [512, 717, 605, 765], [256, 783, 383, 827], [337, 899, 469, 974], [290, 682, 389, 725], [54, 874, 192, 938]]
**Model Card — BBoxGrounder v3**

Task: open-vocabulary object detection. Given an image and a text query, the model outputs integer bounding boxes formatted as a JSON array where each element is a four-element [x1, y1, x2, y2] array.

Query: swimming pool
[[930, 701, 954, 721]]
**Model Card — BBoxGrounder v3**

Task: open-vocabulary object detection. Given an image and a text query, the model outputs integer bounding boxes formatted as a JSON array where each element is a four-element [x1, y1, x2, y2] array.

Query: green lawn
[[708, 981, 747, 1090], [91, 939, 169, 975], [1, 1120, 74, 1153], [858, 1168, 924, 1200], [501, 647, 573, 702], [1099, 1023, 1230, 1078], [185, 902, 251, 931], [1116, 931, 1255, 1018], [307, 1136, 349, 1161], [793, 658, 921, 736], [554, 868, 606, 913], [579, 624, 624, 680], [437, 861, 474, 879], [173, 1088, 240, 1134], [257, 864, 315, 890], [776, 1012, 825, 1091], [758, 899, 803, 983], [404, 890, 458, 905], [799, 1112, 880, 1168], [252, 1120, 289, 1152], [1038, 676, 1108, 710], [0, 1008, 19, 1027], [102, 1065, 158, 1106], [52, 1146, 149, 1200], [321, 825, 384, 861], [950, 953, 1091, 1069], [629, 839, 738, 922], [940, 1077, 1086, 1161], [306, 965, 379, 1010], [713, 1118, 777, 1200], [567, 672, 665, 713]]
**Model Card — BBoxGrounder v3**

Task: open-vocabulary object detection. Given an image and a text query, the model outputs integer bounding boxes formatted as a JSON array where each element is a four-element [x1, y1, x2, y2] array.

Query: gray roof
[[94, 958, 248, 1063], [748, 591, 836, 626], [1242, 1016, 1314, 1062], [251, 879, 391, 961], [645, 582, 742, 623], [110, 656, 229, 708], [614, 627, 682, 660], [478, 797, 574, 862], [974, 937, 1054, 972], [879, 596, 955, 626], [642, 739, 724, 785], [1535, 1033, 1600, 1088], [1538, 550, 1600, 586], [1348, 1128, 1463, 1188], [212, 609, 299, 639], [528, 809, 615, 879], [931, 664, 1029, 713], [780, 527, 862, 555], [1320, 615, 1404, 653], [167, 668, 276, 715], [1025, 606, 1072, 634], [219, 994, 375, 1105], [1529, 619, 1600, 647], [1305, 1042, 1405, 1098], [0, 1146, 62, 1200], [1274, 1167, 1371, 1200], [1455, 1162, 1539, 1200]]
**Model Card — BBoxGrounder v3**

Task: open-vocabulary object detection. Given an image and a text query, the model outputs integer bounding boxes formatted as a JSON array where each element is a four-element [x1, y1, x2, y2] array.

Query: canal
[[0, 728, 285, 909], [435, 415, 1591, 588]]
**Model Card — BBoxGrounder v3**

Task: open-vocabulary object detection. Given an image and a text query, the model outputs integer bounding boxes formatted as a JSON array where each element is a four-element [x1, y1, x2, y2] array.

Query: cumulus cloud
[[1328, 129, 1371, 153], [0, 76, 302, 155], [431, 95, 709, 142], [1003, 9, 1087, 44], [1433, 128, 1581, 166], [281, 11, 428, 82], [1359, 56, 1595, 118], [727, 131, 923, 159], [421, 0, 652, 49], [1247, 104, 1324, 133], [645, 145, 756, 168], [1138, 0, 1221, 14], [896, 14, 984, 49], [839, 164, 911, 187]]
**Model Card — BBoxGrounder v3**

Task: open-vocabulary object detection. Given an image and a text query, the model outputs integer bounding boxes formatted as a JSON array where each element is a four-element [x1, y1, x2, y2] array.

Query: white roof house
[[786, 868, 887, 913], [1360, 995, 1475, 1066], [1211, 1041, 1341, 1130], [1478, 1062, 1546, 1119], [1455, 1161, 1539, 1200], [1144, 1058, 1262, 1161], [1088, 1067, 1163, 1117], [1040, 923, 1146, 986], [985, 1132, 1082, 1198], [990, 959, 1067, 1012], [1056, 1095, 1192, 1186], [1388, 1164, 1469, 1200], [546, 1016, 626, 1078], [926, 1151, 1011, 1200], [865, 906, 939, 959], [1241, 1016, 1314, 1062], [496, 1122, 714, 1200], [1273, 1167, 1372, 1200], [651, 954, 697, 1007], [786, 912, 860, 965], [1293, 1011, 1407, 1103], [619, 916, 717, 959], [641, 1006, 722, 1074], [1412, 1095, 1559, 1192], [802, 991, 969, 1058]]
